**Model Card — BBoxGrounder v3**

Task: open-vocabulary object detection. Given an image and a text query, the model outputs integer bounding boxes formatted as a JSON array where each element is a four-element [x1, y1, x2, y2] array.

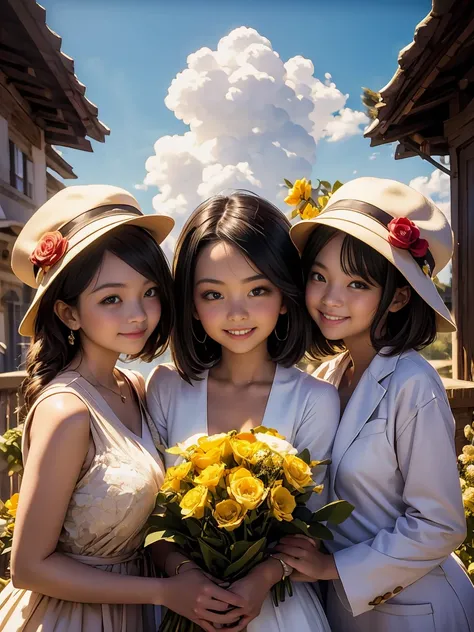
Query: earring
[[192, 321, 207, 344], [68, 330, 76, 346], [274, 315, 289, 342]]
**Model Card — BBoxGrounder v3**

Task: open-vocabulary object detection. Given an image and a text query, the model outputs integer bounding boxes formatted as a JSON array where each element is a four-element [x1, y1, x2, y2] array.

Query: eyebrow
[[311, 262, 328, 270], [91, 280, 154, 294], [195, 273, 267, 286]]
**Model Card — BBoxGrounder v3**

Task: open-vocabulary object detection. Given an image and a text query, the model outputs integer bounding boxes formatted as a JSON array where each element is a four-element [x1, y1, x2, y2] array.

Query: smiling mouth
[[319, 312, 348, 323], [224, 328, 255, 337], [120, 330, 147, 338]]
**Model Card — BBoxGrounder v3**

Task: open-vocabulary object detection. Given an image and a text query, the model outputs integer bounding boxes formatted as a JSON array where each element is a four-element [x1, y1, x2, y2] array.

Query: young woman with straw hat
[[273, 177, 474, 631], [0, 185, 245, 632]]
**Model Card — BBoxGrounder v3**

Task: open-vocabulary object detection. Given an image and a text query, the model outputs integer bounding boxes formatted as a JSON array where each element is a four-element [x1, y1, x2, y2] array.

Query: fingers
[[280, 535, 317, 550], [196, 606, 242, 625], [273, 551, 307, 573], [274, 544, 308, 558], [208, 584, 246, 608]]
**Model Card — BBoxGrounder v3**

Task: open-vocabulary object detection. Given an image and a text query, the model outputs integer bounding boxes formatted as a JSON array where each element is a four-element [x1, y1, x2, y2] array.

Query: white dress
[[146, 362, 340, 632]]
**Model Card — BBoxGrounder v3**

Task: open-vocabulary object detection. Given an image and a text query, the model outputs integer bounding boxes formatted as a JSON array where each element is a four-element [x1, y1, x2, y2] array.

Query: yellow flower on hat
[[269, 482, 296, 522], [213, 499, 246, 531], [180, 485, 209, 519], [284, 178, 312, 206], [301, 202, 320, 220]]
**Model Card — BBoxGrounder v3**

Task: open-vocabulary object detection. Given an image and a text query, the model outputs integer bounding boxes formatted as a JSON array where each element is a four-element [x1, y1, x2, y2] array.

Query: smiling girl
[[0, 185, 245, 632], [276, 177, 474, 632], [146, 191, 340, 632]]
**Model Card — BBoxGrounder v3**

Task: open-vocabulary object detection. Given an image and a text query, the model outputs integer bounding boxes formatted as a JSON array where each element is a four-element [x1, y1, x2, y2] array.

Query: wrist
[[148, 578, 169, 607], [321, 554, 339, 581], [250, 557, 283, 587]]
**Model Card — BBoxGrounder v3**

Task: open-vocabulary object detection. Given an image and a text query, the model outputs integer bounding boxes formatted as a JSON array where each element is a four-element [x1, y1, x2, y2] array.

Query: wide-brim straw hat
[[12, 184, 174, 336], [290, 176, 455, 332]]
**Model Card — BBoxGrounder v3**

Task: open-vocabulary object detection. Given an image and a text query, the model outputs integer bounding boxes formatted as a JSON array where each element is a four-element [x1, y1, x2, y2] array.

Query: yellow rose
[[459, 445, 474, 466], [234, 432, 256, 443], [5, 522, 15, 535], [213, 499, 246, 531], [161, 478, 182, 493], [283, 455, 314, 491], [167, 462, 193, 481], [231, 439, 257, 464], [252, 426, 285, 439], [194, 463, 226, 489], [462, 487, 474, 513], [191, 447, 222, 471], [198, 433, 228, 452], [5, 493, 19, 519], [313, 484, 324, 494], [180, 485, 208, 519], [270, 482, 296, 522], [227, 466, 253, 485], [228, 474, 265, 510]]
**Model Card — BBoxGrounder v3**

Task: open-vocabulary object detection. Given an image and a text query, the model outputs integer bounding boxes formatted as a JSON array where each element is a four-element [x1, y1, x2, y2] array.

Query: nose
[[227, 299, 249, 322], [321, 285, 344, 309], [127, 300, 147, 324]]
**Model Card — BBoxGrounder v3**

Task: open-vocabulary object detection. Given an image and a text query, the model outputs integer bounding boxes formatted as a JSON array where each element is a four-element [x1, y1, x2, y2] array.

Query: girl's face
[[306, 233, 382, 347], [68, 251, 162, 356], [193, 241, 286, 357]]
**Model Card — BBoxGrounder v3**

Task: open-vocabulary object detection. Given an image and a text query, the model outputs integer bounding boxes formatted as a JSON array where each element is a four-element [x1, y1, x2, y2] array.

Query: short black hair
[[172, 191, 311, 382], [301, 225, 437, 359]]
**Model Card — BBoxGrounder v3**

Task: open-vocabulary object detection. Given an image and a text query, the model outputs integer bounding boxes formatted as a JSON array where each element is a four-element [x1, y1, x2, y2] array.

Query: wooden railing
[[0, 371, 25, 580]]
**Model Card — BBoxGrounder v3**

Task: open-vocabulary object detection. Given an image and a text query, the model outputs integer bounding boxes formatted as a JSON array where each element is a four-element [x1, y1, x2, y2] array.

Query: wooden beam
[[403, 138, 451, 175], [45, 133, 92, 152], [405, 93, 451, 116], [0, 47, 31, 67], [15, 83, 52, 100]]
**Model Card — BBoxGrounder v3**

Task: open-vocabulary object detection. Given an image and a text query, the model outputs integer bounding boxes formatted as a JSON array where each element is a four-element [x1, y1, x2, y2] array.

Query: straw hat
[[12, 184, 174, 336], [290, 177, 455, 332]]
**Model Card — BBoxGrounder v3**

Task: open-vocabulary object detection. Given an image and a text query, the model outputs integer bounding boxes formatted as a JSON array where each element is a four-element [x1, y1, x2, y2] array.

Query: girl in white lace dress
[[0, 185, 244, 632], [147, 191, 339, 632]]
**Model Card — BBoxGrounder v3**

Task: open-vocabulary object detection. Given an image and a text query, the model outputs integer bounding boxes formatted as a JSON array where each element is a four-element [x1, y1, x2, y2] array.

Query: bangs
[[339, 233, 387, 287]]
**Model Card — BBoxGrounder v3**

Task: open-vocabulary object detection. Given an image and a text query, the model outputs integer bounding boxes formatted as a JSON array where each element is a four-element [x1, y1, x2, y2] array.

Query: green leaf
[[297, 449, 310, 465], [290, 209, 300, 219], [284, 179, 293, 188], [293, 506, 313, 523], [332, 180, 343, 193], [144, 530, 188, 548], [291, 518, 311, 536], [198, 539, 230, 575], [222, 537, 267, 579], [311, 500, 354, 524], [230, 540, 254, 562], [320, 180, 331, 191], [295, 491, 312, 505], [185, 518, 202, 538], [308, 522, 334, 540]]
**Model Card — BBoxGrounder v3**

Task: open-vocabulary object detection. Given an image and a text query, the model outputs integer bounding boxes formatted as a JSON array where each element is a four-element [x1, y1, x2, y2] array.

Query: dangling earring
[[68, 330, 76, 346], [274, 314, 289, 342], [192, 321, 207, 344]]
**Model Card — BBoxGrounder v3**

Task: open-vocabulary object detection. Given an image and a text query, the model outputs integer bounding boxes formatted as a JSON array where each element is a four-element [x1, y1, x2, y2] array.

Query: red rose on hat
[[387, 217, 429, 258], [29, 231, 68, 271]]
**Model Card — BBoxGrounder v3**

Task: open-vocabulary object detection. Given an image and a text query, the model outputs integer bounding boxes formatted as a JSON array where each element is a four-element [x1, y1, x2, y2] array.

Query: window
[[9, 140, 33, 198], [1, 290, 23, 372]]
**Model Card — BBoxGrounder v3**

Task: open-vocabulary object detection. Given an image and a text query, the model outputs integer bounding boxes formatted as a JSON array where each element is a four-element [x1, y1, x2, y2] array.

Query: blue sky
[[41, 0, 437, 214]]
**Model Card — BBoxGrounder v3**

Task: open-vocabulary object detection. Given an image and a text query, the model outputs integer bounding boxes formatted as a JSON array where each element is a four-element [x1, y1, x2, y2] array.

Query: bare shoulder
[[30, 392, 90, 442]]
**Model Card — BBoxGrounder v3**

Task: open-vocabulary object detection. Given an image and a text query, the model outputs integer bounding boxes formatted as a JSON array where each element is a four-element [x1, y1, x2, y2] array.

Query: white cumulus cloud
[[409, 168, 450, 223], [142, 26, 368, 251]]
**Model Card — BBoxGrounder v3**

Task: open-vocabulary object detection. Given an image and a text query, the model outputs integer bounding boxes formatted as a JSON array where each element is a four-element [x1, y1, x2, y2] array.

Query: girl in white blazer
[[275, 177, 474, 632]]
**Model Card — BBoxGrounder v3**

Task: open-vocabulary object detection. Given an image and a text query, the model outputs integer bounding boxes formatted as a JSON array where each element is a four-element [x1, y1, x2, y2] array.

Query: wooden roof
[[0, 0, 109, 153], [365, 0, 474, 164]]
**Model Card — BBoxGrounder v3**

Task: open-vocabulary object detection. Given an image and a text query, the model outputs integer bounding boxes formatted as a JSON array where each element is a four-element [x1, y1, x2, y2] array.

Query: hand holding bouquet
[[145, 427, 353, 631]]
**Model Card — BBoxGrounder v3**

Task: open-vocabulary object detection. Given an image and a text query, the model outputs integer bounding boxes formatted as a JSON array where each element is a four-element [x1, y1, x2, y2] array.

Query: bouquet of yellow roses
[[145, 427, 353, 632]]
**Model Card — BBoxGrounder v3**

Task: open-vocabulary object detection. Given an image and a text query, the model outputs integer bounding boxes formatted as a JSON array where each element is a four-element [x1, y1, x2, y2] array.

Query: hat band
[[322, 198, 435, 274], [58, 204, 142, 240]]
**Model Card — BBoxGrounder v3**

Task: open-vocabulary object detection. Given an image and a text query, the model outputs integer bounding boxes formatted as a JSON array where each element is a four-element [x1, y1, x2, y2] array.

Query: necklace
[[78, 368, 127, 403]]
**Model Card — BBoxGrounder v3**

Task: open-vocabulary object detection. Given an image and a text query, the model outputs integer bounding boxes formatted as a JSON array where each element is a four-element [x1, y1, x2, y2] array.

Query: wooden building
[[365, 0, 474, 381], [0, 0, 109, 371]]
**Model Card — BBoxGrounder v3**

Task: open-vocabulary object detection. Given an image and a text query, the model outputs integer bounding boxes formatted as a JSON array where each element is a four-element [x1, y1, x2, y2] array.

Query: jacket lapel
[[330, 350, 401, 493]]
